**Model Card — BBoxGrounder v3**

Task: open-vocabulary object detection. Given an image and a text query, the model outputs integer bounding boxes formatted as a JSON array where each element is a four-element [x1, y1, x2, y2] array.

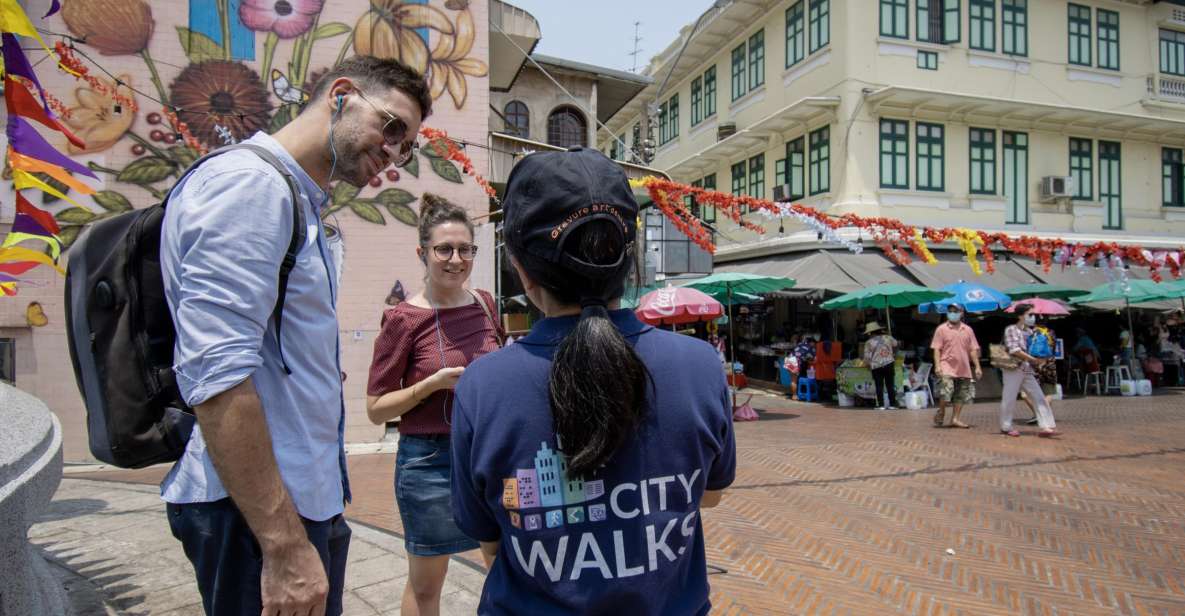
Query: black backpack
[[65, 144, 306, 468]]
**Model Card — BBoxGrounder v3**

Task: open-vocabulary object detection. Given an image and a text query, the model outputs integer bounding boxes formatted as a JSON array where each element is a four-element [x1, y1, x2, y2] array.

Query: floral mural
[[18, 0, 489, 249]]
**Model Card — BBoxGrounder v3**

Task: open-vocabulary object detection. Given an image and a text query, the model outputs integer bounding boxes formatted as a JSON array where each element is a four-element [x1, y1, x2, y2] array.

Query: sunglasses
[[355, 89, 418, 168], [431, 243, 478, 262]]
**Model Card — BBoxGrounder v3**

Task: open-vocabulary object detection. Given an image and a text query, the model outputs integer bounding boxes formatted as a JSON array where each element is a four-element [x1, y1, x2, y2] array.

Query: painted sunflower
[[169, 61, 272, 147]]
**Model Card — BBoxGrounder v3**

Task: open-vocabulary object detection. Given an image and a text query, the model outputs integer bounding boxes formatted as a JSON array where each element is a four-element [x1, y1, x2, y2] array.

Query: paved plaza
[[41, 389, 1185, 615]]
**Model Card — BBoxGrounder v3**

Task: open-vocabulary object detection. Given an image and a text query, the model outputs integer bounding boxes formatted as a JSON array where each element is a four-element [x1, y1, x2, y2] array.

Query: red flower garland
[[419, 127, 498, 199], [53, 42, 138, 114], [631, 176, 1184, 281]]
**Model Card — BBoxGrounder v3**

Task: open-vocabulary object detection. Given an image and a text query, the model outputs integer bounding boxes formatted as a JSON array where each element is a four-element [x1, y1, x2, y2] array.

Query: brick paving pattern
[[83, 391, 1185, 615]]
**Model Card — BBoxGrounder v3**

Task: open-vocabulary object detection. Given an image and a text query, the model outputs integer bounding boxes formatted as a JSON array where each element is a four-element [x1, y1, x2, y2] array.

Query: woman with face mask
[[999, 304, 1059, 438]]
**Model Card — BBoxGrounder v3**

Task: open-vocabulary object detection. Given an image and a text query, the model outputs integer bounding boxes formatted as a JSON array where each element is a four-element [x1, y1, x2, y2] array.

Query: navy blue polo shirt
[[451, 310, 736, 615]]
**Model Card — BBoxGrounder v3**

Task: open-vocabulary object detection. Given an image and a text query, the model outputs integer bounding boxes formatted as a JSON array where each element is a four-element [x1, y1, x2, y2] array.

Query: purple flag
[[44, 1, 61, 18], [12, 211, 55, 237], [0, 273, 18, 284], [8, 116, 99, 179], [1, 34, 50, 114]]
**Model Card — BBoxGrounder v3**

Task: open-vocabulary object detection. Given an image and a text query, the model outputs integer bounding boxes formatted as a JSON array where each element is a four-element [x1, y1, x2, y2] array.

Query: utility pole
[[628, 21, 643, 73]]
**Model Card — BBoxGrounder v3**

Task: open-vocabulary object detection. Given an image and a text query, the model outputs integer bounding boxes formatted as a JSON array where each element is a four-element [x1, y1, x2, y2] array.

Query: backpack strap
[[168, 143, 307, 375]]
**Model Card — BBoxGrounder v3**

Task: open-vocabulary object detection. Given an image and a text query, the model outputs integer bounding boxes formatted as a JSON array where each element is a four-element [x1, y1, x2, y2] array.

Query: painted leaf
[[92, 190, 133, 212], [55, 207, 97, 224], [386, 203, 418, 226], [57, 225, 83, 249], [403, 154, 419, 177], [176, 27, 222, 63], [168, 145, 200, 168], [314, 22, 351, 40], [33, 172, 70, 204], [420, 142, 445, 159], [429, 157, 464, 183], [374, 188, 417, 207], [332, 181, 361, 204], [117, 157, 176, 185], [320, 203, 345, 219], [349, 201, 386, 224], [269, 104, 297, 132]]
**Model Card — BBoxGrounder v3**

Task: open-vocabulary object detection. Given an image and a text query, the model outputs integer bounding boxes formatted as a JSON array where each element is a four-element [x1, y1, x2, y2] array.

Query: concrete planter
[[0, 384, 66, 616]]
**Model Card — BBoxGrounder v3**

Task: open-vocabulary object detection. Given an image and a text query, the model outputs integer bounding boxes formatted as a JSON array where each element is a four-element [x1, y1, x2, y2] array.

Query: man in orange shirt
[[930, 304, 983, 428]]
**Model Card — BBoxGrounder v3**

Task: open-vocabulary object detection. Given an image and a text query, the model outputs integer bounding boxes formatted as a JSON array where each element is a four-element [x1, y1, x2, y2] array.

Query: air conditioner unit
[[772, 184, 794, 202], [1039, 176, 1072, 202], [717, 122, 737, 141]]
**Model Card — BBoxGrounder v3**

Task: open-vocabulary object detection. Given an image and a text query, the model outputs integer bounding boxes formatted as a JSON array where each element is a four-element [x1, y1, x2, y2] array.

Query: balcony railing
[[1147, 74, 1185, 104], [488, 132, 669, 186]]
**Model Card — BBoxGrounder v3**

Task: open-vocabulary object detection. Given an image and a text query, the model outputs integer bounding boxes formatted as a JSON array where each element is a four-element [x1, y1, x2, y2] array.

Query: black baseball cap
[[503, 147, 638, 281]]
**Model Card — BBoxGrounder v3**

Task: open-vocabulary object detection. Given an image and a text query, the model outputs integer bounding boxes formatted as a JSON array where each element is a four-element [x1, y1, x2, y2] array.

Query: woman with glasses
[[366, 193, 502, 615]]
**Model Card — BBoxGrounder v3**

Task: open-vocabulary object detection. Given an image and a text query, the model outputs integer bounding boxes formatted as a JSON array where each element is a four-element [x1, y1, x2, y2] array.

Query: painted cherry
[[163, 133, 177, 144], [149, 129, 165, 141], [385, 169, 400, 182], [146, 112, 162, 125], [131, 144, 145, 155], [368, 176, 382, 188]]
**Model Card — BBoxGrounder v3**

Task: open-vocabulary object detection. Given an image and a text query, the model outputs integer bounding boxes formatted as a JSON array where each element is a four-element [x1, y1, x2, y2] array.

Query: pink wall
[[0, 0, 492, 461]]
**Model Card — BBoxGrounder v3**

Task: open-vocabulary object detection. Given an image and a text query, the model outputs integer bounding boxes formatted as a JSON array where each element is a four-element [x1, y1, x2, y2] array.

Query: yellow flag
[[0, 0, 52, 52], [0, 245, 63, 273], [14, 169, 84, 208], [2, 231, 61, 259]]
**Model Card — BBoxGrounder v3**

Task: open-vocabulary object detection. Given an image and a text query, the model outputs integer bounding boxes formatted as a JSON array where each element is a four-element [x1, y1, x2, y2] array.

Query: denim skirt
[[394, 434, 479, 556]]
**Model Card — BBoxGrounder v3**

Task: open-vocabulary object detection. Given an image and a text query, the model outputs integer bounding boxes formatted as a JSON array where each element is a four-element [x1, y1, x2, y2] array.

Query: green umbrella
[[1069, 280, 1181, 364], [681, 273, 796, 405], [820, 283, 954, 336], [1003, 283, 1090, 300], [1067, 279, 1173, 305], [681, 272, 798, 295]]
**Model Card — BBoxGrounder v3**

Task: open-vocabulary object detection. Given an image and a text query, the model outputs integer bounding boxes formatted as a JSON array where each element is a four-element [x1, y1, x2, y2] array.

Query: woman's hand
[[424, 366, 465, 393]]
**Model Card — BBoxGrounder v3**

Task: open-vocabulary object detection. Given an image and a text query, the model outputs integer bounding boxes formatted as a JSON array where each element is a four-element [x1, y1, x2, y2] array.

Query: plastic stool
[[797, 377, 818, 401], [1104, 365, 1131, 395], [1083, 371, 1103, 396]]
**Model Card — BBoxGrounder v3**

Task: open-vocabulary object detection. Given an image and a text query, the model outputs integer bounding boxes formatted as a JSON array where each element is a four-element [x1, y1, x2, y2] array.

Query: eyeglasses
[[431, 243, 478, 261], [354, 89, 418, 168]]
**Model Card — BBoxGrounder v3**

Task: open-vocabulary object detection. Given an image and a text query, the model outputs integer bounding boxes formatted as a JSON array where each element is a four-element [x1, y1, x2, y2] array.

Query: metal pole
[[728, 284, 737, 408], [1126, 298, 1135, 372]]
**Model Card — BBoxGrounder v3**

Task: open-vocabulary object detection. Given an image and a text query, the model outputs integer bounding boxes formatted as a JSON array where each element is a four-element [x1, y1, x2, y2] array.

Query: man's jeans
[[167, 498, 351, 615]]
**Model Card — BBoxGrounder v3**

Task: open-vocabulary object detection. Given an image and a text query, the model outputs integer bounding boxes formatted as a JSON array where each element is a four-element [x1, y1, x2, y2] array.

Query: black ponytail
[[540, 220, 651, 478]]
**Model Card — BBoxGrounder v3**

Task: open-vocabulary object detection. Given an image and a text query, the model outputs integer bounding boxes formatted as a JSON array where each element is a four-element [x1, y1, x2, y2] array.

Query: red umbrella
[[1005, 298, 1071, 316], [635, 286, 724, 326]]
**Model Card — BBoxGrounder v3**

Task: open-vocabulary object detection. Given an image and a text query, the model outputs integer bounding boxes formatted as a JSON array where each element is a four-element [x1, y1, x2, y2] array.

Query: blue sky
[[505, 1, 718, 74]]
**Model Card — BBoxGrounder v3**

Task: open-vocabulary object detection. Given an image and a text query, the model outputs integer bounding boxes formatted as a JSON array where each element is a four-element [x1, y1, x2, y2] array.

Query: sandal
[[1001, 429, 1020, 437], [1038, 430, 1061, 438], [951, 421, 972, 429]]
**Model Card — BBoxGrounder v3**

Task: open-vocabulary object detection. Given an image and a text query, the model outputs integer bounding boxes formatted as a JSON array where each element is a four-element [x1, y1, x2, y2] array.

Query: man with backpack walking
[[157, 57, 431, 615]]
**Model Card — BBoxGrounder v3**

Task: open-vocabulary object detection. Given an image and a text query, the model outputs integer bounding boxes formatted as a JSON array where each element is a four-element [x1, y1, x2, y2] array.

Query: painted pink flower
[[239, 0, 325, 39]]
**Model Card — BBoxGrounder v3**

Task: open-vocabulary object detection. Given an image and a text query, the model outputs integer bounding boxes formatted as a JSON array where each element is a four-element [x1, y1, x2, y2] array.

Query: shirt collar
[[518, 309, 653, 347], [246, 132, 328, 210]]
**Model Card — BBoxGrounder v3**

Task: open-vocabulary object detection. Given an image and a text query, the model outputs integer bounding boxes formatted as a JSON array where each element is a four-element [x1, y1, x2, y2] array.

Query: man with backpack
[[158, 57, 431, 615]]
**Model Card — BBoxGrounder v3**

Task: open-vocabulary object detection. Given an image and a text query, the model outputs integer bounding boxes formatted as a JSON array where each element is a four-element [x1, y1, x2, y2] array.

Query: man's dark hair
[[304, 55, 432, 120]]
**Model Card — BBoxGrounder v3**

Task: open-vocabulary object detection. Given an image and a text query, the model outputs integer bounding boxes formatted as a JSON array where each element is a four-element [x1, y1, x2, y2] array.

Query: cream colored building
[[601, 0, 1185, 266]]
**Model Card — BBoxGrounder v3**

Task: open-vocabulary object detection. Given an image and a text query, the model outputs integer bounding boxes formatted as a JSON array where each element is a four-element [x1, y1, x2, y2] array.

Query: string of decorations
[[629, 176, 1185, 282]]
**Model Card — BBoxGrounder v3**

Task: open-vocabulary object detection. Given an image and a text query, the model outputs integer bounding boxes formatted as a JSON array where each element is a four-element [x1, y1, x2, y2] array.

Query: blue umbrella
[[918, 281, 1012, 313]]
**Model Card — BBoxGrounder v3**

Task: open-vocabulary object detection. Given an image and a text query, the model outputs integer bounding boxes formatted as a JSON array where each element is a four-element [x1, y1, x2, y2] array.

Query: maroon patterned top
[[367, 290, 501, 435]]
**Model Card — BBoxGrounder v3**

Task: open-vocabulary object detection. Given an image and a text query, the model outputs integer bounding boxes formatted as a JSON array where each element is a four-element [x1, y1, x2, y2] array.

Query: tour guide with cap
[[449, 147, 737, 615]]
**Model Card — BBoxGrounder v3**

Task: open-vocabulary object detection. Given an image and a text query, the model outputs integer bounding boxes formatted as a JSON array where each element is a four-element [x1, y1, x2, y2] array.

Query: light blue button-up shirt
[[160, 132, 350, 521]]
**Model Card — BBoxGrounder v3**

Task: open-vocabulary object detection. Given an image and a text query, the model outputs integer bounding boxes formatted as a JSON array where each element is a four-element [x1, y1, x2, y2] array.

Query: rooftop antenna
[[628, 21, 643, 73]]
